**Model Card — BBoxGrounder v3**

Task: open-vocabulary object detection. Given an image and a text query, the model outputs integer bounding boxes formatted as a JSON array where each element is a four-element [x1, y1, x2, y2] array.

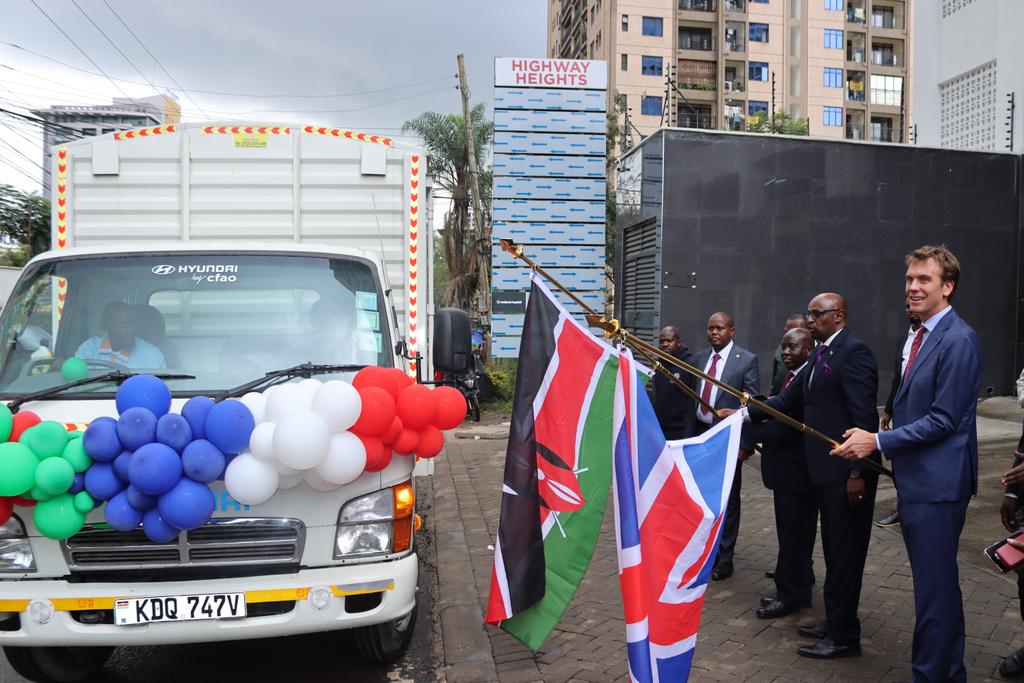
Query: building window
[[823, 106, 843, 126], [641, 56, 663, 76], [622, 14, 628, 31], [824, 0, 842, 9], [749, 61, 769, 82], [749, 23, 769, 42], [641, 95, 663, 116], [824, 29, 843, 49], [823, 67, 843, 88], [642, 16, 664, 36], [621, 54, 629, 71], [679, 26, 713, 50], [870, 74, 904, 106], [751, 0, 768, 3], [748, 101, 769, 116]]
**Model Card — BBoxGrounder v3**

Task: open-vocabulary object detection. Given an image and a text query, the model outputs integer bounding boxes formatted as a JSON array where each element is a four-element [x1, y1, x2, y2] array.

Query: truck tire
[[3, 646, 113, 683], [352, 604, 417, 664]]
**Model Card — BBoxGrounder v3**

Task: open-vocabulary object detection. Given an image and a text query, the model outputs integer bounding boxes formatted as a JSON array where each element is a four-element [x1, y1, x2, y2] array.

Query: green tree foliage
[[402, 105, 493, 311], [745, 110, 809, 136], [0, 184, 50, 266]]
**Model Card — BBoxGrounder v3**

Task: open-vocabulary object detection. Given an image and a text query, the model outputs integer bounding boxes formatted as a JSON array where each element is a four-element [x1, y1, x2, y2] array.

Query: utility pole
[[770, 71, 776, 133], [456, 53, 490, 347]]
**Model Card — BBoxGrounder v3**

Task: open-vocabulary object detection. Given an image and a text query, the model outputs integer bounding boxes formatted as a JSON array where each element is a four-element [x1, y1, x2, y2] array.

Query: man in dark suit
[[653, 326, 697, 440], [770, 313, 811, 394], [835, 245, 982, 682], [998, 427, 1024, 678], [746, 292, 879, 660], [745, 327, 818, 619], [694, 311, 759, 581]]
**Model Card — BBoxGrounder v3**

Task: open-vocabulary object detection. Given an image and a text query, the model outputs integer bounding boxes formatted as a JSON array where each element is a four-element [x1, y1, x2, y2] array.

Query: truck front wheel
[[352, 605, 417, 664], [4, 645, 113, 683]]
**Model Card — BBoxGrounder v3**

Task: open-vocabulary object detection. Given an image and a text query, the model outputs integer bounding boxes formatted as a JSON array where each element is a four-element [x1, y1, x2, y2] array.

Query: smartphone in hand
[[985, 531, 1024, 573]]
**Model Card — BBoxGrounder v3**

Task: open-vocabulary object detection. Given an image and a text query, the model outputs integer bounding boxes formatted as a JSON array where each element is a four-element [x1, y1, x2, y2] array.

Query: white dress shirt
[[696, 340, 733, 425]]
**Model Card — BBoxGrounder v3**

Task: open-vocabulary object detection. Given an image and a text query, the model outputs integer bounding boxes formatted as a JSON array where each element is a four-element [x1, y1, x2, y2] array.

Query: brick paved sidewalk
[[431, 411, 1024, 682]]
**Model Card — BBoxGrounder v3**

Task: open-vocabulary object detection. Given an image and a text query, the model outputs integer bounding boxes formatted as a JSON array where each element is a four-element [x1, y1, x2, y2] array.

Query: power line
[[0, 107, 89, 139], [0, 136, 45, 173], [0, 154, 42, 186]]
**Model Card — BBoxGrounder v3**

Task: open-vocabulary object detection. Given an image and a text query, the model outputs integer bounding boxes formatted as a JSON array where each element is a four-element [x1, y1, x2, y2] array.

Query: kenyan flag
[[484, 275, 619, 651]]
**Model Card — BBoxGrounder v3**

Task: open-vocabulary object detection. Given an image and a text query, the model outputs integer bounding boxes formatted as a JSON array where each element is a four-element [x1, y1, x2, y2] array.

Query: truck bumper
[[0, 554, 417, 647]]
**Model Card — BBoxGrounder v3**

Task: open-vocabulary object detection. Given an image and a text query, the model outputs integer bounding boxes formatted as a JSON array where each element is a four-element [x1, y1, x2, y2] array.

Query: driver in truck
[[75, 300, 166, 369]]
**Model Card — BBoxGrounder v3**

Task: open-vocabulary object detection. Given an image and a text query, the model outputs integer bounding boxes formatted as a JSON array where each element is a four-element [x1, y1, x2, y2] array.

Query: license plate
[[114, 593, 246, 626]]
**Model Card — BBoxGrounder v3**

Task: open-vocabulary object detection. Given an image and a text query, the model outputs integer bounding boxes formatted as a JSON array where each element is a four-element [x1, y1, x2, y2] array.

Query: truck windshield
[[0, 253, 391, 397]]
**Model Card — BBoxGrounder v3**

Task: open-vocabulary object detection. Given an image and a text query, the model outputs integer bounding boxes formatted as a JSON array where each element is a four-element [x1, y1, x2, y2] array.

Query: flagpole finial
[[586, 314, 622, 339], [499, 238, 523, 258]]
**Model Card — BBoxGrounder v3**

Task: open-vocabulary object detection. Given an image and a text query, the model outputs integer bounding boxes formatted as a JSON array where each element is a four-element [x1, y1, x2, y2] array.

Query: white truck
[[0, 122, 468, 682]]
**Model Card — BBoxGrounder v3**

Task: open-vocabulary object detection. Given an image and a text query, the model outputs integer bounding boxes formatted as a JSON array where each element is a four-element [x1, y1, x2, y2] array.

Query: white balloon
[[264, 382, 313, 422], [275, 460, 301, 477], [304, 468, 340, 492], [316, 431, 367, 485], [249, 422, 277, 461], [238, 392, 267, 424], [299, 378, 323, 394], [224, 453, 280, 506], [273, 412, 331, 470], [278, 473, 303, 489], [311, 380, 363, 433]]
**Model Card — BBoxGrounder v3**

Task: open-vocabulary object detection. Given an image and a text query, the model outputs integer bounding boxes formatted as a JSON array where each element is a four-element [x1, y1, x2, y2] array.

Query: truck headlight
[[0, 516, 35, 572], [334, 482, 415, 559]]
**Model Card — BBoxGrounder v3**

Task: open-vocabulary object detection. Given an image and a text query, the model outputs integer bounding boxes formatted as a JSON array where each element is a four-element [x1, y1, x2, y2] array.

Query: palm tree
[[402, 104, 492, 310]]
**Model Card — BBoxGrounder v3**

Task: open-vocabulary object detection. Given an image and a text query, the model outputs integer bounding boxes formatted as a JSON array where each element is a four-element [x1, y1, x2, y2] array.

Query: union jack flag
[[612, 348, 743, 682]]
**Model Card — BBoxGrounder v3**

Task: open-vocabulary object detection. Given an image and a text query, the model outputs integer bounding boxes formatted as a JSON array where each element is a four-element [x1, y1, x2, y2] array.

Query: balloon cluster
[[0, 405, 95, 539], [81, 375, 255, 543], [223, 367, 467, 505]]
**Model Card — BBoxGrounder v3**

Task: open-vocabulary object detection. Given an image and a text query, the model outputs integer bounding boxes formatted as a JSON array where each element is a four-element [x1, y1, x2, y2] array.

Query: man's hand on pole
[[831, 427, 877, 460]]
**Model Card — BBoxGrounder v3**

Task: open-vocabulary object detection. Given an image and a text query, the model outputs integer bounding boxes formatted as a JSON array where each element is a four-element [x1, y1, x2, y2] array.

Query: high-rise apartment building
[[547, 0, 911, 144], [912, 0, 1021, 152], [32, 94, 181, 194]]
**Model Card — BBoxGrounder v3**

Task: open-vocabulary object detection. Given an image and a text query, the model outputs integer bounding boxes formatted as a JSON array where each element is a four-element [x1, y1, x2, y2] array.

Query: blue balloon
[[104, 490, 143, 532], [112, 450, 133, 482], [125, 484, 157, 511], [116, 407, 157, 450], [181, 439, 225, 483], [69, 472, 85, 494], [142, 508, 179, 543], [128, 443, 182, 495], [204, 400, 255, 455], [82, 420, 122, 463], [156, 414, 192, 453], [181, 396, 214, 440], [158, 479, 215, 531], [116, 374, 171, 418], [84, 463, 125, 501]]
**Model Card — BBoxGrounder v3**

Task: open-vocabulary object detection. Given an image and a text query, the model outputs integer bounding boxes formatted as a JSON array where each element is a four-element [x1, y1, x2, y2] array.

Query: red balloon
[[360, 436, 391, 472], [10, 412, 41, 442], [416, 425, 444, 459], [381, 416, 403, 445], [392, 428, 419, 455], [11, 495, 35, 507], [388, 367, 414, 391], [396, 384, 436, 430], [352, 387, 396, 436], [0, 497, 12, 525], [353, 367, 401, 401], [432, 386, 468, 430]]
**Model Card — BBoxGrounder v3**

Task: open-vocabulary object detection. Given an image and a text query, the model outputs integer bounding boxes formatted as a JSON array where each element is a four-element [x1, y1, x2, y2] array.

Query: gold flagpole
[[500, 239, 893, 479]]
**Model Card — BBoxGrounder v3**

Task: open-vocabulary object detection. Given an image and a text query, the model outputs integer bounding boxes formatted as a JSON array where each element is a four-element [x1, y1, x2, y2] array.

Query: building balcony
[[871, 11, 905, 30], [679, 0, 716, 11], [847, 88, 865, 102], [847, 47, 865, 64], [678, 112, 716, 129], [846, 124, 865, 140], [871, 51, 901, 67], [724, 79, 745, 93], [725, 0, 745, 14], [847, 7, 866, 24], [870, 129, 895, 143]]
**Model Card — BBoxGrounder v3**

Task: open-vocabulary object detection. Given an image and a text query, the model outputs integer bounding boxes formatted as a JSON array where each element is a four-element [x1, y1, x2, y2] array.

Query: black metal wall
[[616, 129, 1023, 398]]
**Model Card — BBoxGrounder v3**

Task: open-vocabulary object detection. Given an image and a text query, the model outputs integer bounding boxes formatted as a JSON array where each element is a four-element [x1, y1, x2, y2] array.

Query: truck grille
[[62, 518, 305, 571]]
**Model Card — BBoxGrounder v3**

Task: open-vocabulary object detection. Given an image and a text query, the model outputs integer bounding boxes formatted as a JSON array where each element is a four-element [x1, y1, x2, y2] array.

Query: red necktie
[[902, 327, 926, 382], [781, 370, 795, 392], [700, 353, 720, 415]]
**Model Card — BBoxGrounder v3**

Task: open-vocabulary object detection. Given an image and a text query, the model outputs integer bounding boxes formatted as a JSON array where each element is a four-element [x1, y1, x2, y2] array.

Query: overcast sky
[[0, 0, 548, 192]]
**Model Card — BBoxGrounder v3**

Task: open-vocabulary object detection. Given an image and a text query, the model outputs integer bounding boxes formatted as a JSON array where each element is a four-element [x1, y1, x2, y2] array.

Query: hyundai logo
[[151, 265, 176, 275]]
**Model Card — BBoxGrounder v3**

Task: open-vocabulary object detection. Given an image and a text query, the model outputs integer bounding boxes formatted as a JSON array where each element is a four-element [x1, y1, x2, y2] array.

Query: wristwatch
[[849, 469, 862, 480]]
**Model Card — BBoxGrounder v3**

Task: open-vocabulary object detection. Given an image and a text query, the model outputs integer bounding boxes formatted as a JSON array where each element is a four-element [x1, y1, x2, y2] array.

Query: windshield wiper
[[6, 370, 196, 413], [219, 362, 368, 400]]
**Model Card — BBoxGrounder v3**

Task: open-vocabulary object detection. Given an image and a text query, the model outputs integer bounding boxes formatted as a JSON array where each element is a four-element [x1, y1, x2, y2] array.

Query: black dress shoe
[[1000, 647, 1024, 677], [711, 563, 733, 581], [798, 622, 827, 639], [757, 599, 801, 619], [762, 595, 812, 608], [765, 568, 775, 579], [797, 638, 861, 659]]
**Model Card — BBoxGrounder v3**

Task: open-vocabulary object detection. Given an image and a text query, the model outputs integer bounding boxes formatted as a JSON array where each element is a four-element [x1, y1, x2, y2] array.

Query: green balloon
[[34, 494, 85, 540], [72, 491, 94, 514], [0, 442, 38, 496], [0, 403, 11, 443], [28, 485, 55, 502], [67, 430, 83, 441], [61, 357, 89, 383], [34, 457, 74, 497], [62, 439, 91, 473], [26, 421, 69, 460]]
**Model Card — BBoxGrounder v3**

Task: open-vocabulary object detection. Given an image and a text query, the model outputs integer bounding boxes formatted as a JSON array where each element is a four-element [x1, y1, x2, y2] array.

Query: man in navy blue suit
[[834, 245, 982, 683]]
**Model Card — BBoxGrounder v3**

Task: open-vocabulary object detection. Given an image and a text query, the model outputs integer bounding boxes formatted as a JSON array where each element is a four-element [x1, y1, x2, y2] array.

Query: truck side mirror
[[433, 308, 471, 373]]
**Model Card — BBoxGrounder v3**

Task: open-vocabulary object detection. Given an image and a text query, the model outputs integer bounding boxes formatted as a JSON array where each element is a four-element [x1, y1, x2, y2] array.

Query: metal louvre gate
[[620, 220, 659, 342]]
